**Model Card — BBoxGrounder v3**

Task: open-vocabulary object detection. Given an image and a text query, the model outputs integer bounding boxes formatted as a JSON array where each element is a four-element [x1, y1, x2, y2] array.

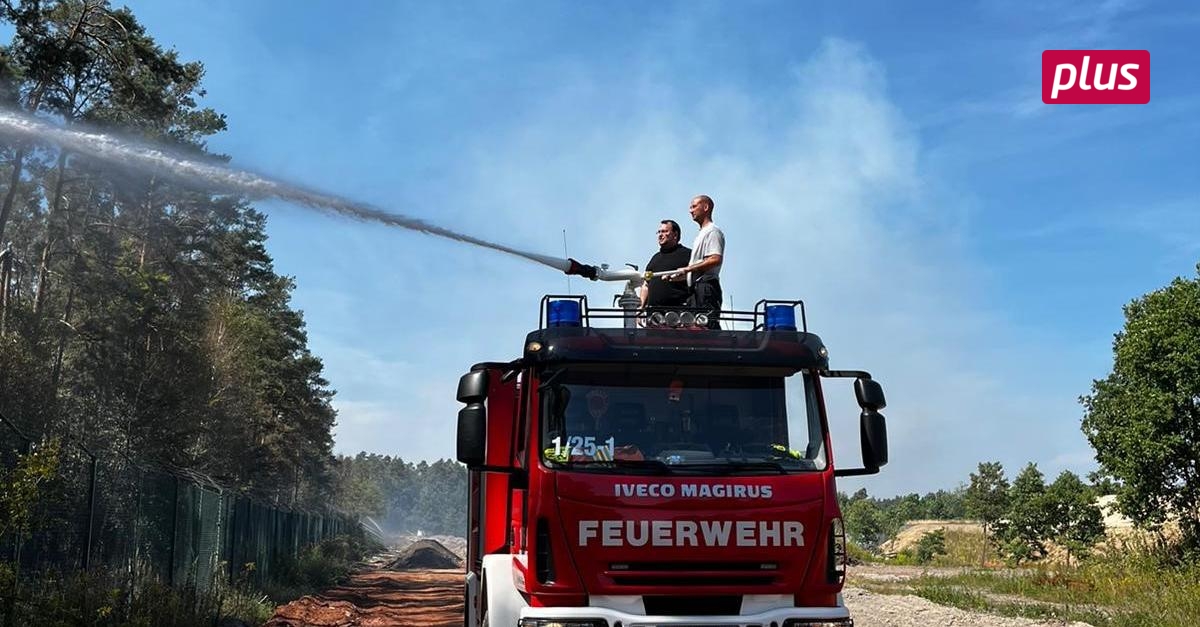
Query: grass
[[881, 528, 999, 567], [262, 532, 385, 602], [0, 532, 384, 626], [860, 526, 1200, 626], [866, 554, 1200, 627], [0, 563, 275, 627]]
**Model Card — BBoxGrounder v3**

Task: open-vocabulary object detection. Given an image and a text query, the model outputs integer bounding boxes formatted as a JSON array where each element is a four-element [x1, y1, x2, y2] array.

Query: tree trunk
[[51, 281, 76, 390], [33, 151, 70, 315], [0, 147, 29, 246], [0, 247, 12, 336], [981, 524, 988, 567]]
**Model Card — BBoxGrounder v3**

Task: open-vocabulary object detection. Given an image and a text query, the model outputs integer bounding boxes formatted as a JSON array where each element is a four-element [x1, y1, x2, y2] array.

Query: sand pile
[[388, 539, 464, 570]]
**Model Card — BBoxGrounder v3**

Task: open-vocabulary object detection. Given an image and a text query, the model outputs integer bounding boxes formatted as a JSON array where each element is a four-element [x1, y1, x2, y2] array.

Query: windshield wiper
[[561, 458, 673, 475], [537, 369, 567, 390], [683, 460, 790, 475]]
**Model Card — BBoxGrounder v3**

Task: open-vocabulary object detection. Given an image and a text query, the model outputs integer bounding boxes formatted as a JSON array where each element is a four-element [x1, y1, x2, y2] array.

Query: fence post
[[1, 416, 32, 627], [168, 475, 179, 587], [83, 451, 97, 571]]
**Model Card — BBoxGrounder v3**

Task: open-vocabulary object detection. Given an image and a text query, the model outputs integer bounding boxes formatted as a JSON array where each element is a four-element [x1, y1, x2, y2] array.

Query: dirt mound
[[388, 539, 464, 570], [391, 534, 467, 560], [880, 520, 984, 557]]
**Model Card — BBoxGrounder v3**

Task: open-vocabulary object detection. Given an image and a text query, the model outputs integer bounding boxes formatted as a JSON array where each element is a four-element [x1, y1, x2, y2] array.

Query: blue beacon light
[[765, 305, 797, 331], [547, 300, 583, 327]]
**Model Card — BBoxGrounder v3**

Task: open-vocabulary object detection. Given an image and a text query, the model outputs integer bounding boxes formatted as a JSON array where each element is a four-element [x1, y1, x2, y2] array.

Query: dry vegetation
[[856, 518, 1200, 627]]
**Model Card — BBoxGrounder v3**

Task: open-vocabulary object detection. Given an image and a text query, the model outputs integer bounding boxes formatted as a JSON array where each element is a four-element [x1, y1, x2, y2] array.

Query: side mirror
[[457, 403, 486, 467], [854, 378, 886, 411], [860, 409, 888, 470], [829, 371, 891, 477], [457, 370, 489, 404]]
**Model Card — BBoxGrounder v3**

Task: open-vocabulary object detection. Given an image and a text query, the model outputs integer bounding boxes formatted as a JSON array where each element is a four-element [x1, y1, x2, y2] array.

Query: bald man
[[664, 195, 725, 329]]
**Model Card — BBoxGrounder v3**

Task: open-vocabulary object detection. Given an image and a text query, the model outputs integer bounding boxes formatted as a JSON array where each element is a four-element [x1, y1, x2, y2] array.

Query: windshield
[[539, 368, 826, 473]]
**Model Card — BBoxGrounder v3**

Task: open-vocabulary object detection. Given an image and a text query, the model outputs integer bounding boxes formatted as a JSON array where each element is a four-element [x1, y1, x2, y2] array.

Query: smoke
[[0, 107, 572, 272]]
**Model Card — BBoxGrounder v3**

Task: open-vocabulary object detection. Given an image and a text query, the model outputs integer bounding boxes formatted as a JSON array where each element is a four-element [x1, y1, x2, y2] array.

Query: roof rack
[[537, 295, 807, 332]]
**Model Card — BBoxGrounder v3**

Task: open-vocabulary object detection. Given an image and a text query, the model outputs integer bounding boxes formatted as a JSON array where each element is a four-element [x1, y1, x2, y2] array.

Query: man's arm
[[664, 253, 722, 281], [685, 253, 723, 275]]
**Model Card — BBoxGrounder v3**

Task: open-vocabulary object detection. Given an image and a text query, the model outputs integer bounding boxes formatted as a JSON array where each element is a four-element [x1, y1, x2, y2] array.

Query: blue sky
[[87, 0, 1200, 496]]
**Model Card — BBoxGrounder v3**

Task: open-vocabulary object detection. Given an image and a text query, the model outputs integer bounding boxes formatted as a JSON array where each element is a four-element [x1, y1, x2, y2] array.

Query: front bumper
[[518, 605, 852, 627]]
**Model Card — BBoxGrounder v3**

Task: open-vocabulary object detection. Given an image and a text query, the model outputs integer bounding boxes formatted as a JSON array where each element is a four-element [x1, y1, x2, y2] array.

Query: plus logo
[[1042, 50, 1150, 104]]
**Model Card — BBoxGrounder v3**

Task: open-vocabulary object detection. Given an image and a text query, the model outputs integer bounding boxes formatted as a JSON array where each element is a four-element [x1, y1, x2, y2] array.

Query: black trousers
[[690, 277, 723, 330]]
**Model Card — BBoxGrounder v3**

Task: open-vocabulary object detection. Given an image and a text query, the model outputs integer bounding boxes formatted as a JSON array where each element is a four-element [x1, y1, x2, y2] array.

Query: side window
[[784, 372, 826, 467]]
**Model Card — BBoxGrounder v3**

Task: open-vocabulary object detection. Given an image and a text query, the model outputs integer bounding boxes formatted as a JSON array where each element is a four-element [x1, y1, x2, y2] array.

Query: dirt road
[[264, 569, 463, 627], [265, 564, 1093, 627]]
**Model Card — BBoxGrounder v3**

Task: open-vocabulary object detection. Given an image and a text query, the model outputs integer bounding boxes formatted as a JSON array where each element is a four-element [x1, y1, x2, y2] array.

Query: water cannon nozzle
[[565, 258, 599, 281]]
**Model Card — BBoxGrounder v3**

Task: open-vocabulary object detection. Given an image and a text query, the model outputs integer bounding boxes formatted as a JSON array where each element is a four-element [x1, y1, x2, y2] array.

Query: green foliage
[[965, 462, 1008, 526], [335, 454, 467, 536], [264, 533, 384, 602], [0, 438, 60, 540], [998, 462, 1050, 563], [1044, 470, 1106, 566], [0, 3, 369, 623], [965, 461, 1009, 565], [844, 539, 877, 564], [914, 529, 948, 564], [1082, 264, 1200, 548], [0, 0, 337, 508], [838, 486, 967, 554], [843, 497, 886, 550], [0, 567, 275, 627], [903, 554, 1200, 627], [935, 529, 993, 567]]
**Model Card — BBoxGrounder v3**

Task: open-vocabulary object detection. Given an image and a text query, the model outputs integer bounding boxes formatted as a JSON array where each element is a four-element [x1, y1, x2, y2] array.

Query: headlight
[[828, 516, 847, 584]]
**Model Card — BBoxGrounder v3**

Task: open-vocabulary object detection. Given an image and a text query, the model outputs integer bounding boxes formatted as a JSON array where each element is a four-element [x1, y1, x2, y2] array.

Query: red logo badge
[[1042, 50, 1150, 104]]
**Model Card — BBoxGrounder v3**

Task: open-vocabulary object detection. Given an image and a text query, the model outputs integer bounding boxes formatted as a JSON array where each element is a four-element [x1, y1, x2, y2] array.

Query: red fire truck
[[456, 296, 888, 627]]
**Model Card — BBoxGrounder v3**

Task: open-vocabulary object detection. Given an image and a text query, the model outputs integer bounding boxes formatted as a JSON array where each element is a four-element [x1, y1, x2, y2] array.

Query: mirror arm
[[470, 465, 525, 476], [834, 467, 881, 477], [820, 369, 872, 379]]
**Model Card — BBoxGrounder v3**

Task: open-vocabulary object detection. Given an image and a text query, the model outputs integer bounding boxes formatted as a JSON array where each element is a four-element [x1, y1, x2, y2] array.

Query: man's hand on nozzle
[[565, 258, 599, 280], [662, 268, 688, 282]]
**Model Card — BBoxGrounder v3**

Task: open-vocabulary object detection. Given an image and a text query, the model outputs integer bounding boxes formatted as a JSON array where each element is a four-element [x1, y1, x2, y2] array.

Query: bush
[[264, 533, 384, 602], [915, 529, 948, 564], [0, 568, 274, 627], [845, 539, 877, 565]]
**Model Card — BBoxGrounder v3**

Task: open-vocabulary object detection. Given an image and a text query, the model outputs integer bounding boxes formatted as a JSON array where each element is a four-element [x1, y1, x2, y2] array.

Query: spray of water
[[0, 107, 574, 273]]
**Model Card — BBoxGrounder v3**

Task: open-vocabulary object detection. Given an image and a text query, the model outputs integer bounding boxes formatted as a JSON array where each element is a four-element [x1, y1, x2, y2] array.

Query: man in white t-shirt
[[664, 194, 724, 329]]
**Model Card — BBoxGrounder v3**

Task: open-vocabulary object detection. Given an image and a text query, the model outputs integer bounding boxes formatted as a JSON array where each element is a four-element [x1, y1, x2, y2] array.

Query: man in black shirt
[[640, 219, 692, 310]]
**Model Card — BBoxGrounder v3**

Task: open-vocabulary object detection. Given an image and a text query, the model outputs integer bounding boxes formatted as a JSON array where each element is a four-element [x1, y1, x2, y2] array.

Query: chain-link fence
[[0, 411, 357, 622]]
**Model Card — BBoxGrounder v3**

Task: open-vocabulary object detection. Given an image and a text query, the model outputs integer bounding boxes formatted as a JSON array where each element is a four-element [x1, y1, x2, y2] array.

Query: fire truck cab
[[456, 297, 889, 627]]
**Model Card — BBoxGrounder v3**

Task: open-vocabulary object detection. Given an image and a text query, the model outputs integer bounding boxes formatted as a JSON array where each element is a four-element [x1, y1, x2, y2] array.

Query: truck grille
[[605, 562, 779, 587], [611, 574, 777, 586], [644, 595, 741, 616]]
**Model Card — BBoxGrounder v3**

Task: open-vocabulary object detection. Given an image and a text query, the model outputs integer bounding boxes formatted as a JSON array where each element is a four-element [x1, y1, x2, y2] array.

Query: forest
[[1, 0, 339, 507]]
